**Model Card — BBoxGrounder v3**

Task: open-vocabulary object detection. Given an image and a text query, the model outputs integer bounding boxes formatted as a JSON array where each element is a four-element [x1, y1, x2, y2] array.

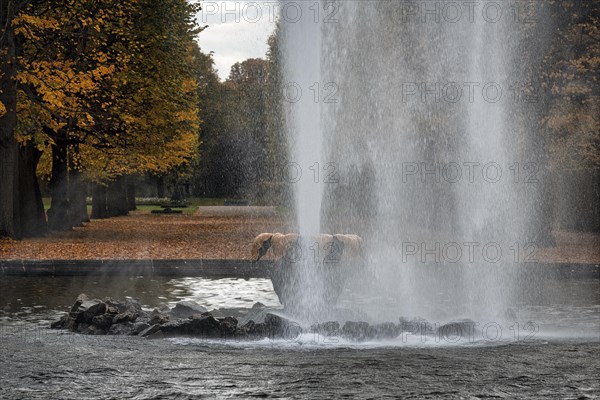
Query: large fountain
[[0, 2, 598, 398], [281, 1, 550, 324]]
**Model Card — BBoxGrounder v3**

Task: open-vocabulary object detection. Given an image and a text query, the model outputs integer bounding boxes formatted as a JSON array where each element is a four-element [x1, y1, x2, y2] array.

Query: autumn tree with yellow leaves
[[1, 0, 203, 237]]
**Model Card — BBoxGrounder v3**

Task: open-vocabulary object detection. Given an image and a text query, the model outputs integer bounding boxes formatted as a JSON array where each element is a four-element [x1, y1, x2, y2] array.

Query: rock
[[437, 319, 479, 342], [139, 324, 162, 338], [132, 322, 151, 335], [341, 321, 374, 341], [137, 311, 150, 322], [238, 314, 296, 339], [146, 330, 165, 340], [157, 304, 171, 313], [50, 314, 77, 331], [148, 312, 169, 326], [119, 299, 147, 321], [189, 314, 221, 337], [399, 318, 435, 335], [69, 294, 89, 315], [243, 321, 267, 338], [373, 322, 400, 339], [108, 322, 134, 335], [160, 320, 193, 336], [106, 306, 119, 315], [78, 323, 106, 335], [101, 300, 124, 316], [237, 320, 253, 336], [170, 301, 208, 319], [104, 297, 143, 314], [219, 316, 238, 338], [103, 297, 120, 308], [157, 314, 225, 338], [92, 314, 115, 329], [313, 321, 340, 337], [123, 298, 143, 312], [237, 306, 272, 326], [75, 300, 107, 324], [207, 309, 227, 319], [76, 322, 89, 333], [112, 312, 138, 325], [50, 317, 64, 329], [85, 301, 108, 315], [54, 295, 305, 340], [264, 313, 293, 337], [208, 308, 248, 319]]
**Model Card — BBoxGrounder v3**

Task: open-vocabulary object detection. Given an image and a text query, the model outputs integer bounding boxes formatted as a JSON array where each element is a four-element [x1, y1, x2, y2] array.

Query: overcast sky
[[195, 1, 278, 81]]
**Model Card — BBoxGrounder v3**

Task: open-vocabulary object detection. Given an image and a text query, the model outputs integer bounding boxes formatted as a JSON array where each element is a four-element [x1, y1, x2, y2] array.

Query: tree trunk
[[67, 146, 89, 226], [0, 7, 21, 238], [68, 168, 89, 226], [156, 175, 165, 198], [91, 184, 108, 219], [47, 138, 72, 231], [18, 145, 47, 237], [126, 178, 137, 211], [107, 176, 128, 217]]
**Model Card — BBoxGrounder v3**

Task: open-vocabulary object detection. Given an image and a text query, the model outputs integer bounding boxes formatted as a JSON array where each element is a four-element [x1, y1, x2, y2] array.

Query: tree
[[191, 57, 276, 201], [2, 0, 202, 236], [86, 0, 202, 217], [190, 48, 229, 197], [10, 0, 145, 230], [263, 25, 291, 206], [0, 1, 20, 237], [1, 0, 48, 238]]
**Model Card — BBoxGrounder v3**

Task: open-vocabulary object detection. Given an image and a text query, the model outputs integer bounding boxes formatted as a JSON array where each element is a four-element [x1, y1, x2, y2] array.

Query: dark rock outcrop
[[313, 321, 340, 337], [51, 294, 285, 340], [108, 322, 135, 335], [132, 322, 151, 335], [169, 301, 208, 319], [219, 316, 238, 338], [148, 310, 170, 326], [436, 319, 480, 342], [341, 321, 375, 341], [373, 322, 401, 339], [52, 294, 454, 343], [264, 313, 292, 337], [139, 324, 162, 338], [92, 314, 116, 329], [52, 294, 148, 336]]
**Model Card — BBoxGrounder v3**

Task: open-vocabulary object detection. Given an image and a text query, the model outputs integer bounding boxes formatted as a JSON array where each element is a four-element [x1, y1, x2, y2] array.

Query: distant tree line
[[190, 24, 290, 205], [516, 0, 599, 234]]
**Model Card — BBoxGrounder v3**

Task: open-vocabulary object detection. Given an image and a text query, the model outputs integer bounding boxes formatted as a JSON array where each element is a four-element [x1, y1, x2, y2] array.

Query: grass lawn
[[135, 197, 226, 214], [42, 197, 227, 215], [42, 198, 92, 215], [135, 204, 198, 215]]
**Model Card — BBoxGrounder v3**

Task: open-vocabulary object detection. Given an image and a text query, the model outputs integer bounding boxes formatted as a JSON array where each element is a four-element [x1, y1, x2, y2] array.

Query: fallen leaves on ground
[[0, 211, 293, 260], [0, 212, 598, 263]]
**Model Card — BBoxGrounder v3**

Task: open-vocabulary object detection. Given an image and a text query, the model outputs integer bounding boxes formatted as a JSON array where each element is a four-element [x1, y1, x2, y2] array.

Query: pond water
[[0, 274, 598, 399]]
